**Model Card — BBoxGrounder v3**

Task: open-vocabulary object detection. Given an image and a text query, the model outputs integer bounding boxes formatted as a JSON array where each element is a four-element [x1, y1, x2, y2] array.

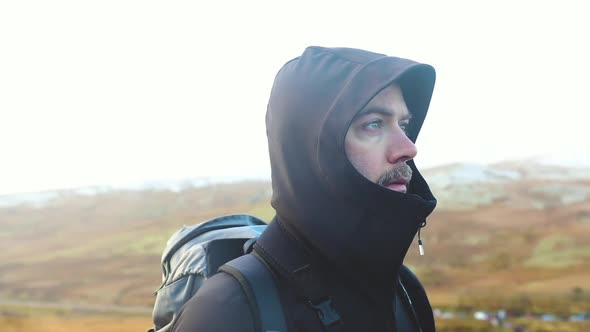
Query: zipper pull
[[418, 239, 424, 256], [418, 220, 426, 256]]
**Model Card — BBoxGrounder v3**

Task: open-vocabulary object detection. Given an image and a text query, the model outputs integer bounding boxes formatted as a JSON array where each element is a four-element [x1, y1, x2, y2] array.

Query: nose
[[386, 130, 417, 165]]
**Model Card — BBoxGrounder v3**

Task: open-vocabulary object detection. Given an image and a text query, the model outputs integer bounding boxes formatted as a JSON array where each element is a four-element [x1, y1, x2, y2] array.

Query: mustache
[[376, 163, 413, 187]]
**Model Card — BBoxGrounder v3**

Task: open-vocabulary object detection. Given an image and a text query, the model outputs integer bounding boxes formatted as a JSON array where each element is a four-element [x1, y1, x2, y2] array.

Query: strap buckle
[[308, 297, 342, 327]]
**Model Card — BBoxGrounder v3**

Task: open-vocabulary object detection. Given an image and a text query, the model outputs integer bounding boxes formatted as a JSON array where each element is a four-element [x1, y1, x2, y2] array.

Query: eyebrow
[[356, 106, 412, 120]]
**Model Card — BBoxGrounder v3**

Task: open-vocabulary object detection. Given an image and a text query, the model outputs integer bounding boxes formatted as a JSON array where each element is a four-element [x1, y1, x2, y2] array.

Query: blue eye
[[364, 120, 382, 130], [399, 121, 410, 134]]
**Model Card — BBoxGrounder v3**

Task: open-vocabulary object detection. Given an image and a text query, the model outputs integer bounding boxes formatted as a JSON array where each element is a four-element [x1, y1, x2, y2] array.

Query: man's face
[[344, 84, 417, 193]]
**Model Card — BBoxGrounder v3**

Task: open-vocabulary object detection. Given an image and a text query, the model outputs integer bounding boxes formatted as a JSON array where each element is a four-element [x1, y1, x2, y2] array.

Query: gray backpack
[[149, 214, 288, 332]]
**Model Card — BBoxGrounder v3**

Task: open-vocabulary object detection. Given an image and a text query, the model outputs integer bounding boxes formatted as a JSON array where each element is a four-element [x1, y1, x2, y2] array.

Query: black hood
[[265, 46, 437, 286]]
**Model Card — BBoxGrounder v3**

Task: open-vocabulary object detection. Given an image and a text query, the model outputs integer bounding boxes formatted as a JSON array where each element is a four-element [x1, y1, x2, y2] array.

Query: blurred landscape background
[[3, 1, 590, 331], [1, 160, 589, 332]]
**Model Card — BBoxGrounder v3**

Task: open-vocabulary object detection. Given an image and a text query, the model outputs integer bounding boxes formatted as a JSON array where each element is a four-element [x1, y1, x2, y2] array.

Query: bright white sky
[[1, 1, 589, 195]]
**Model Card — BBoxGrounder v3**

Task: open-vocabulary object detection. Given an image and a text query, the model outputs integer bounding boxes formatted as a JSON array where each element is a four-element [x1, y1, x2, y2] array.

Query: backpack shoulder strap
[[398, 265, 435, 332], [219, 254, 287, 332]]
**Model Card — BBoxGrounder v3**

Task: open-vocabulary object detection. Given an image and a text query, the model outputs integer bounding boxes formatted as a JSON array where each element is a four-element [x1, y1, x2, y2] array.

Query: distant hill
[[0, 161, 588, 314], [410, 161, 590, 313], [0, 181, 273, 307], [423, 161, 590, 210]]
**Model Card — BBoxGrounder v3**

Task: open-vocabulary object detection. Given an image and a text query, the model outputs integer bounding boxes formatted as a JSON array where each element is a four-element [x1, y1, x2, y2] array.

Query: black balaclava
[[265, 46, 437, 288]]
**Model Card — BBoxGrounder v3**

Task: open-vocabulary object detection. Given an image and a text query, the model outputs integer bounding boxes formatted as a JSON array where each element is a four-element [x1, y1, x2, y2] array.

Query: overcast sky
[[1, 0, 589, 195]]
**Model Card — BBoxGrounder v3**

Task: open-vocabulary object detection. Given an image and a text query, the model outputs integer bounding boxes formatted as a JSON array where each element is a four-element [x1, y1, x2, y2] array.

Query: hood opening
[[265, 46, 437, 286]]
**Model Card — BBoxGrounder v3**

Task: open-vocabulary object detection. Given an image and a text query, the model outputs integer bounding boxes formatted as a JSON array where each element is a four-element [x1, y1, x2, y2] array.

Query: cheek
[[345, 141, 380, 182]]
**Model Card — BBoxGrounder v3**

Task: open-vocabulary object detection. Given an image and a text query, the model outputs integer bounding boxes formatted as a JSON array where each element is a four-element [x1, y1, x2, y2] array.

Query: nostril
[[388, 146, 417, 165]]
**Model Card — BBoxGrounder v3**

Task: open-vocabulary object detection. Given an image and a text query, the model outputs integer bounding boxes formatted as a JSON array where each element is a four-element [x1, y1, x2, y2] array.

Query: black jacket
[[172, 46, 437, 332]]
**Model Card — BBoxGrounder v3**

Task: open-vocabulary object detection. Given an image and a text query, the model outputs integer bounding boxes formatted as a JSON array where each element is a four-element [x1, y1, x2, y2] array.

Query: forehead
[[358, 83, 409, 116]]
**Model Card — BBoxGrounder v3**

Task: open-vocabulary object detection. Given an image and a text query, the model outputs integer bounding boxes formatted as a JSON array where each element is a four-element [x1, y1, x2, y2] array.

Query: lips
[[384, 179, 408, 193]]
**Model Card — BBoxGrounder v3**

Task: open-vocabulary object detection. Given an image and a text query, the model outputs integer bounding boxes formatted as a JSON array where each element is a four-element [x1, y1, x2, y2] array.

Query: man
[[172, 46, 437, 331]]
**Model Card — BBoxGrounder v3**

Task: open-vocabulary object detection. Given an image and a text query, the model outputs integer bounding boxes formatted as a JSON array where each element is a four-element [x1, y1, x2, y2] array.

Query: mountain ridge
[[1, 161, 588, 313], [2, 160, 589, 209]]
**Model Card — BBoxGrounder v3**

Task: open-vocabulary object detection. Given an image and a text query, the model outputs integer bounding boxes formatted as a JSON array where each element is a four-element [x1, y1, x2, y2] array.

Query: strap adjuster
[[308, 297, 342, 327]]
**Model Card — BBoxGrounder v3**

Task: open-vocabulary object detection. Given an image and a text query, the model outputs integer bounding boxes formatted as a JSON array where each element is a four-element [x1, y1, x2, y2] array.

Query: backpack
[[148, 214, 287, 332], [148, 214, 428, 332]]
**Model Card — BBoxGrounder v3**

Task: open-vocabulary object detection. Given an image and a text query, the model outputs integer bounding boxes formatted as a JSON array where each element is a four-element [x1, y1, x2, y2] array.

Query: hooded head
[[266, 46, 437, 285]]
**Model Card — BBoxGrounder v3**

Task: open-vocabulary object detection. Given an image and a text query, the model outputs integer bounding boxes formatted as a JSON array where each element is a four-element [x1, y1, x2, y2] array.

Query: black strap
[[220, 254, 288, 332], [397, 280, 423, 332], [255, 219, 344, 331], [399, 265, 434, 332]]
